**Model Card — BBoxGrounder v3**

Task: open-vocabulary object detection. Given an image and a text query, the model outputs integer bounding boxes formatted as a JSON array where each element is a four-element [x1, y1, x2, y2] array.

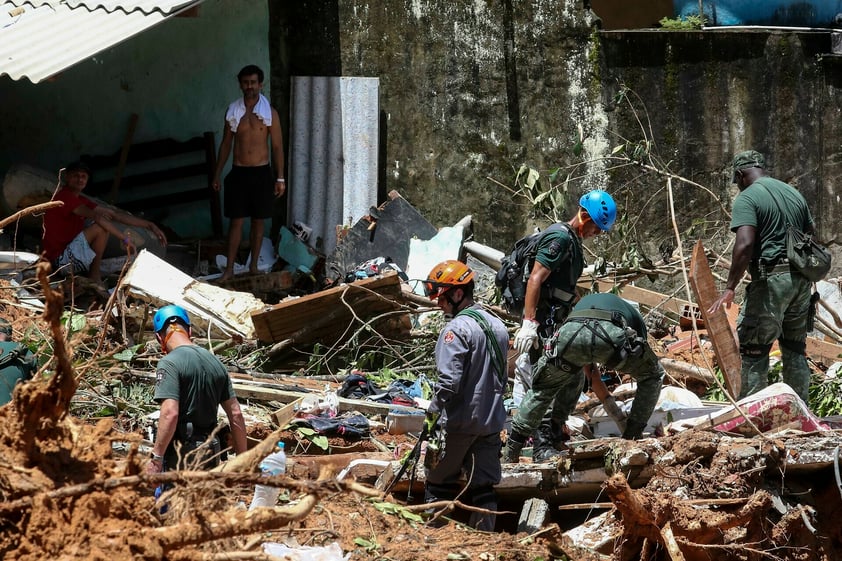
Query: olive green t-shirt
[[533, 224, 584, 298], [153, 345, 236, 432], [730, 177, 814, 263], [572, 292, 646, 338], [0, 342, 36, 406]]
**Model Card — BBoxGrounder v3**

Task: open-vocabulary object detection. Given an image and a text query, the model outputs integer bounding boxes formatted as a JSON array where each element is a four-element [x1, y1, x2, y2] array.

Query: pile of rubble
[[1, 193, 842, 560]]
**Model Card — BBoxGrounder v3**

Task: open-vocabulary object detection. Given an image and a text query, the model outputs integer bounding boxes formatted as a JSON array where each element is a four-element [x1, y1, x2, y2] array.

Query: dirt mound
[[0, 264, 557, 561]]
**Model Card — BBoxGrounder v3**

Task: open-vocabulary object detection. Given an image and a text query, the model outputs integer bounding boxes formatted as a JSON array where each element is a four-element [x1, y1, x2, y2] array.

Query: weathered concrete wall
[[272, 1, 606, 251], [271, 1, 841, 274], [599, 29, 842, 266]]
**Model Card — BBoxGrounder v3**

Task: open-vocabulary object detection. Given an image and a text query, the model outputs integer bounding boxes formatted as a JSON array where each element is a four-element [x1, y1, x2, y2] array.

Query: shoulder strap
[[0, 344, 25, 368], [754, 178, 794, 229], [456, 308, 506, 384]]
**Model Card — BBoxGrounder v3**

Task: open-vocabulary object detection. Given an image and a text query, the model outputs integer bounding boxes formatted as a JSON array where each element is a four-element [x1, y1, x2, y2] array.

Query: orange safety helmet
[[423, 260, 475, 300]]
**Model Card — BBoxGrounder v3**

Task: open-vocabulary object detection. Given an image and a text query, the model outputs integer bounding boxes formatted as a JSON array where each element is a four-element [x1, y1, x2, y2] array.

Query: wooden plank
[[232, 383, 421, 416], [688, 240, 741, 398], [250, 271, 407, 344], [127, 369, 421, 416], [806, 337, 842, 366], [109, 113, 138, 204], [271, 397, 303, 427], [581, 279, 696, 320]]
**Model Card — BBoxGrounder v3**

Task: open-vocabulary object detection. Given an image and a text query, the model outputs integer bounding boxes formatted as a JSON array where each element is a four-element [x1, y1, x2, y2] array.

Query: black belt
[[750, 257, 791, 278]]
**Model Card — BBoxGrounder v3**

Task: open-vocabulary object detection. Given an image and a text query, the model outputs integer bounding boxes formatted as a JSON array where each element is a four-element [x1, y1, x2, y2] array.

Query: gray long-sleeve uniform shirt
[[428, 304, 509, 435]]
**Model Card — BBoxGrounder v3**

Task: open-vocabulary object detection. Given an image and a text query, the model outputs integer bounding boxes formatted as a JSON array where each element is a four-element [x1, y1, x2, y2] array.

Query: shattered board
[[326, 191, 438, 281], [121, 249, 265, 338]]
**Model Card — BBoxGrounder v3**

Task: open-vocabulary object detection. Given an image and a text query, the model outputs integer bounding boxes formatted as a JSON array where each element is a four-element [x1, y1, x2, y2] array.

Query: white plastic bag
[[262, 541, 350, 561]]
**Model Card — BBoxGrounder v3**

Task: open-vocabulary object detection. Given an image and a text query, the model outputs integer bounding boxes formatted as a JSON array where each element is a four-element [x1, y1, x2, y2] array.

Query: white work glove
[[513, 319, 540, 355]]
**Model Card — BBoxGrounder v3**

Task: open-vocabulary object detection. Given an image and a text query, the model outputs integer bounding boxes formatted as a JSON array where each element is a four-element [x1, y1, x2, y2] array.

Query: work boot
[[502, 433, 526, 464], [621, 419, 647, 440], [467, 485, 497, 532], [532, 420, 568, 462]]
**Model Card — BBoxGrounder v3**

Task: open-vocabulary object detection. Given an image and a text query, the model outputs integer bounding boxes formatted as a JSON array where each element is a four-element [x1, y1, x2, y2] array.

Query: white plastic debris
[[262, 541, 350, 561]]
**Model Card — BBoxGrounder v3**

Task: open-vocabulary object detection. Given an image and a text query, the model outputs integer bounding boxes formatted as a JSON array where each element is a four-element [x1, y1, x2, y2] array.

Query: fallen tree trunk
[[604, 472, 773, 560]]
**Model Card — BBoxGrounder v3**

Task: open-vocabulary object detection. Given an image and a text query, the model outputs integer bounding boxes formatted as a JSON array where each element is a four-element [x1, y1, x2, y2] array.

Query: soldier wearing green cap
[[709, 150, 816, 401]]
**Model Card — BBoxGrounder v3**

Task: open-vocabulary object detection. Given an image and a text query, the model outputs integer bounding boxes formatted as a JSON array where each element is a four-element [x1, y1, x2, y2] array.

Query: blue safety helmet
[[153, 304, 191, 334], [579, 190, 617, 231]]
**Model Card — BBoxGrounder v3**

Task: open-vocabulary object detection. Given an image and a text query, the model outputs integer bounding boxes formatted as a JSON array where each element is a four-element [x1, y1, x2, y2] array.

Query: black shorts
[[223, 165, 275, 219]]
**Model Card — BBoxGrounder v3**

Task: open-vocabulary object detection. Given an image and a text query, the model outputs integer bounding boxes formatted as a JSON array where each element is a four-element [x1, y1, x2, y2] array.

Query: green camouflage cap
[[732, 150, 765, 171]]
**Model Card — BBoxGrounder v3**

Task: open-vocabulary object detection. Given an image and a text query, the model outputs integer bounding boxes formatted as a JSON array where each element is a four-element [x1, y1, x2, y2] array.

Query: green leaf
[[312, 435, 330, 450], [113, 349, 135, 362], [62, 313, 87, 334], [296, 427, 316, 436], [524, 167, 541, 191]]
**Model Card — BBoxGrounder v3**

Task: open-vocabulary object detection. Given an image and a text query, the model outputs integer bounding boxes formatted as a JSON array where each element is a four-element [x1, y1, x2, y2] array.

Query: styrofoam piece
[[405, 225, 464, 295], [263, 542, 350, 561], [121, 249, 265, 338]]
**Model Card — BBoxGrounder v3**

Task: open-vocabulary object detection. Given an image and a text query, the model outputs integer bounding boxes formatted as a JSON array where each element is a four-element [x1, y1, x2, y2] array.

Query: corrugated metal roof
[[0, 0, 204, 83]]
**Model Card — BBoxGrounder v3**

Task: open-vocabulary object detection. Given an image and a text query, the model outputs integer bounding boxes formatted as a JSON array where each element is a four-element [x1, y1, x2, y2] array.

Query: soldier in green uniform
[[709, 150, 816, 401], [510, 190, 617, 461], [146, 305, 247, 474], [504, 293, 665, 461], [0, 318, 36, 406]]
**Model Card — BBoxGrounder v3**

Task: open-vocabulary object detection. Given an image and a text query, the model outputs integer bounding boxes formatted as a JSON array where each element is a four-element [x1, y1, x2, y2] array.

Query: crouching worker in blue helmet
[[509, 190, 617, 463], [146, 304, 247, 475]]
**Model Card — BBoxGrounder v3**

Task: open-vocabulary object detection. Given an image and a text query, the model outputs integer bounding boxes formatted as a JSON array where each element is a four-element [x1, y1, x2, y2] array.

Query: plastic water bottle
[[248, 442, 286, 510]]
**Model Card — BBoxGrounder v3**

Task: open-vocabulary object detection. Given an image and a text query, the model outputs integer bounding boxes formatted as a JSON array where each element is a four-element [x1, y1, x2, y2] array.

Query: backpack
[[495, 223, 569, 315]]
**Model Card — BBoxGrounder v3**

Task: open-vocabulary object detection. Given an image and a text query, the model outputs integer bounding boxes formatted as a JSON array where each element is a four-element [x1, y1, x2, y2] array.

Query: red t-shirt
[[42, 188, 97, 261]]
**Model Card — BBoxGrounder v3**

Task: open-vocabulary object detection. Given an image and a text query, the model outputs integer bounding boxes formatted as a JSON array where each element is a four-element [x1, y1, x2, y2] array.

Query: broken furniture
[[83, 132, 222, 239], [250, 270, 410, 348]]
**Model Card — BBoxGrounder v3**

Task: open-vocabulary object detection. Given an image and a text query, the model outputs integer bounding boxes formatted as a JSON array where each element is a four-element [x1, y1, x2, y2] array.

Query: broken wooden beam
[[660, 358, 716, 385], [250, 271, 410, 346], [688, 240, 741, 397]]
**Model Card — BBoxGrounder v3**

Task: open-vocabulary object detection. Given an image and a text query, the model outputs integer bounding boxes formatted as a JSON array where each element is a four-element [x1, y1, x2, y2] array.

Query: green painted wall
[[0, 0, 269, 241]]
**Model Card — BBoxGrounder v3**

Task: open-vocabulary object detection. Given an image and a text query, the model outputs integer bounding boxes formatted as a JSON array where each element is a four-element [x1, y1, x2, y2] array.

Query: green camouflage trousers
[[511, 320, 664, 437], [737, 272, 812, 401]]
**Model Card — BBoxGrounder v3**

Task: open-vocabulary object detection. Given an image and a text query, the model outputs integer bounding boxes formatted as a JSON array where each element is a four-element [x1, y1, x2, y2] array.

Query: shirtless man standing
[[212, 64, 285, 280]]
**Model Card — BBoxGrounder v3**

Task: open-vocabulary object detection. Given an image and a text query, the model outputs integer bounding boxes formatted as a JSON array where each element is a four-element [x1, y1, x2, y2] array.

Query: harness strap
[[567, 308, 622, 325], [457, 308, 506, 385]]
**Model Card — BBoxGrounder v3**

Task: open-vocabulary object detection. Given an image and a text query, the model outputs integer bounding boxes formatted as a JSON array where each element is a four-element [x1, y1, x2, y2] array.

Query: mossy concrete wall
[[600, 29, 842, 268], [271, 1, 607, 251], [270, 2, 841, 272]]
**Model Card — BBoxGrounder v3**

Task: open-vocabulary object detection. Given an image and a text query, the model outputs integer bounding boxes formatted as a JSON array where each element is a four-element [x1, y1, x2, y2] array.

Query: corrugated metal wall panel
[[289, 76, 379, 256], [0, 0, 203, 83]]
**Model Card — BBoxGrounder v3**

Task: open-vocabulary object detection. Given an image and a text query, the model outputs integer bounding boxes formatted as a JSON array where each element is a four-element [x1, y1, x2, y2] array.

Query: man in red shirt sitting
[[42, 161, 167, 283]]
